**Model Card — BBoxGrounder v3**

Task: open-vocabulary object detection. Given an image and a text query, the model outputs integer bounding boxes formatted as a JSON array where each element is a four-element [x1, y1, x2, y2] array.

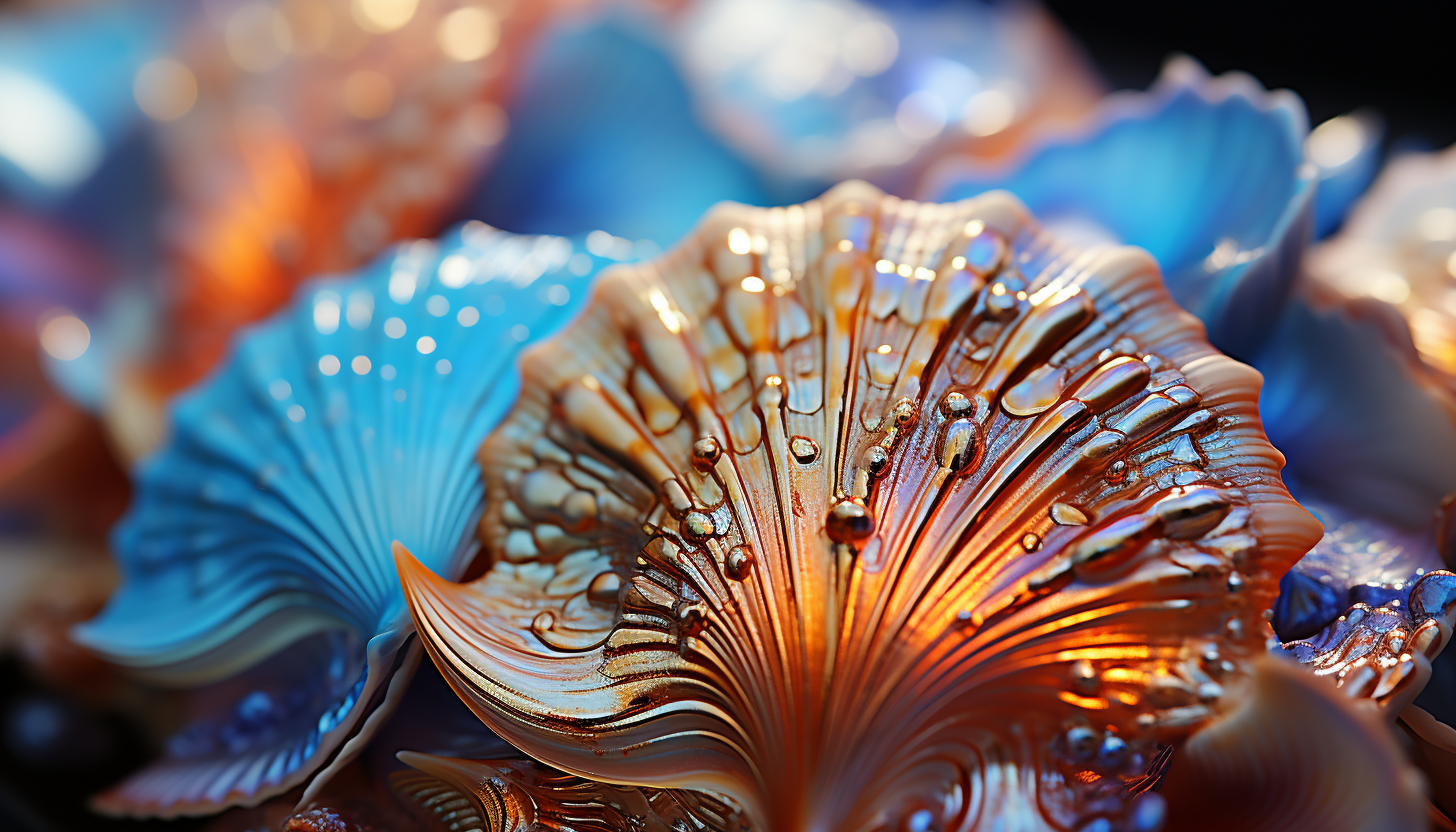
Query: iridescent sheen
[[674, 0, 1102, 189], [397, 184, 1323, 831], [924, 58, 1314, 360], [73, 223, 624, 817]]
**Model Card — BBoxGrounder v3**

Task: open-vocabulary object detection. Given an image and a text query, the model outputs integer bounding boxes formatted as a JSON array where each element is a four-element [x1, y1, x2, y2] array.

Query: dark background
[[1046, 0, 1456, 151]]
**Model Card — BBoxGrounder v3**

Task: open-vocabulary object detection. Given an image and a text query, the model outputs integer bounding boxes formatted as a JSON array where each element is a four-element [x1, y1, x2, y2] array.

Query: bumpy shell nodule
[[73, 222, 615, 817], [398, 183, 1322, 831]]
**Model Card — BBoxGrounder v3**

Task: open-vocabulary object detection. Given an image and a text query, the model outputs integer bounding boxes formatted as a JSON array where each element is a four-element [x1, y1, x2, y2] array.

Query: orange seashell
[[397, 182, 1322, 831]]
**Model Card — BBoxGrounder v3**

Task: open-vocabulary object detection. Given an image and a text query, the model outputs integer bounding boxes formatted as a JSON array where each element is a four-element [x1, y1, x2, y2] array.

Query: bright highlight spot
[[457, 306, 479, 326], [1306, 115, 1364, 168], [0, 71, 103, 188], [384, 317, 406, 338], [437, 6, 499, 62], [435, 358, 452, 374], [741, 276, 766, 293], [287, 404, 306, 422], [134, 59, 197, 121], [438, 253, 473, 287], [876, 344, 892, 355], [38, 311, 90, 361], [352, 0, 419, 33], [728, 227, 752, 255], [962, 89, 1015, 137], [318, 354, 341, 375], [416, 335, 437, 354], [352, 355, 371, 374], [1367, 270, 1411, 304], [1418, 207, 1456, 242]]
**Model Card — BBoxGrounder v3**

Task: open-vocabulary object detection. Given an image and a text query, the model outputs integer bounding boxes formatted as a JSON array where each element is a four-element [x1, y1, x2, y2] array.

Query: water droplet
[[726, 546, 754, 580], [1107, 459, 1127, 483], [1021, 532, 1040, 551], [531, 611, 555, 634], [940, 391, 972, 417], [826, 498, 874, 544], [682, 512, 715, 541], [691, 436, 722, 470], [1070, 660, 1097, 693], [862, 445, 891, 478], [790, 436, 820, 464]]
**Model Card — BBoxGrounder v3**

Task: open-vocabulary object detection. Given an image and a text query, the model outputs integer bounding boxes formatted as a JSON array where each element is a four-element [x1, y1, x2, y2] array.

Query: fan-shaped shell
[[128, 0, 560, 439], [398, 183, 1321, 831], [923, 57, 1314, 360], [73, 222, 618, 817]]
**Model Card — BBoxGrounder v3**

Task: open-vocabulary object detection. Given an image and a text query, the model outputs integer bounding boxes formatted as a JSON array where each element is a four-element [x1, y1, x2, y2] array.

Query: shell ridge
[[404, 189, 1321, 829]]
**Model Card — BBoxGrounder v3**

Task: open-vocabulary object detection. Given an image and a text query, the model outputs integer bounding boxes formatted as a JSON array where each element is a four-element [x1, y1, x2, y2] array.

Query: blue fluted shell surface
[[924, 57, 1314, 360], [464, 11, 776, 247], [73, 222, 624, 817]]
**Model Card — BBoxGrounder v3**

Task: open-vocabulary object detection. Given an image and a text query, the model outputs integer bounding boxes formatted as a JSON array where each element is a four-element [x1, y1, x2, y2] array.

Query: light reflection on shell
[[73, 222, 616, 818], [398, 183, 1321, 831]]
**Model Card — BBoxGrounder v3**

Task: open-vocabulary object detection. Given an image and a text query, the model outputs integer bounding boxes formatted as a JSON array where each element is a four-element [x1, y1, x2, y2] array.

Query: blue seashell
[[463, 12, 774, 247], [1305, 111, 1383, 238], [1271, 570, 1342, 643], [673, 0, 1102, 191], [924, 56, 1314, 360], [73, 221, 626, 817]]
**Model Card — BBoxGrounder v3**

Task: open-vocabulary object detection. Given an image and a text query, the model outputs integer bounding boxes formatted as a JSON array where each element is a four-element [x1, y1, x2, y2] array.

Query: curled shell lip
[[1161, 656, 1428, 832], [923, 55, 1315, 361], [73, 222, 622, 817], [400, 183, 1320, 831]]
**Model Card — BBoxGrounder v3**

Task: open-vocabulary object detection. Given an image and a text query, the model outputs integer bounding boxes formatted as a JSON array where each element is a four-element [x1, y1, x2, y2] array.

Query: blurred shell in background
[[924, 57, 1313, 361]]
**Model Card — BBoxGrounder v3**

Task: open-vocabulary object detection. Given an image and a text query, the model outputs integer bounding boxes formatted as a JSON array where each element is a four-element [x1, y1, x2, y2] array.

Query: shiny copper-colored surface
[[396, 183, 1320, 830]]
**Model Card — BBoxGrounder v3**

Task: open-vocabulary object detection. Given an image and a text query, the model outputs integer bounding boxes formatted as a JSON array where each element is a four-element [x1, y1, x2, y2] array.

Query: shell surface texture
[[73, 221, 618, 817], [398, 183, 1321, 831]]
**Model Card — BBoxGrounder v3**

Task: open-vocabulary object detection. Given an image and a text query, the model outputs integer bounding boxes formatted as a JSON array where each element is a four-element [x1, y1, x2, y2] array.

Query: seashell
[[462, 13, 774, 246], [72, 222, 620, 817], [923, 56, 1315, 360], [1399, 703, 1456, 821], [1258, 286, 1456, 718], [1305, 111, 1384, 238], [1304, 141, 1456, 391], [393, 753, 738, 831], [1160, 656, 1428, 832], [397, 183, 1321, 831], [131, 0, 558, 423], [673, 0, 1103, 189]]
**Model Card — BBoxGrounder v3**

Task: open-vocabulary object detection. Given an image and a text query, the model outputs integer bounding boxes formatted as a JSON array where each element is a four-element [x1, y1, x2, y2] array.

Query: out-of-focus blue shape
[[1261, 291, 1456, 709], [674, 0, 1101, 190], [0, 2, 170, 204], [1307, 111, 1384, 238], [461, 12, 775, 248], [926, 57, 1314, 360], [73, 223, 628, 818]]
